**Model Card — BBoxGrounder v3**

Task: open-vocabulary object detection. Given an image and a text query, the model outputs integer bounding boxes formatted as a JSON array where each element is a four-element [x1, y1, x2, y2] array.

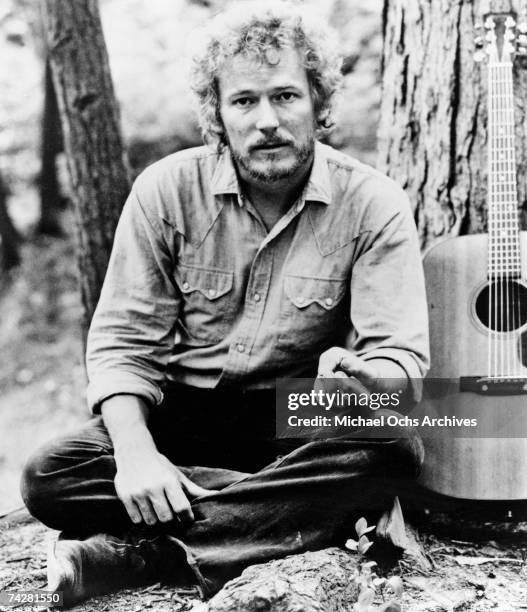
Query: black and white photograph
[[0, 0, 526, 610]]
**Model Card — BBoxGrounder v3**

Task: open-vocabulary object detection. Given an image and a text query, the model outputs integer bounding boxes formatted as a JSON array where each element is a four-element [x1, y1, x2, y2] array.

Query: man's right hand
[[101, 394, 217, 526], [113, 445, 216, 526]]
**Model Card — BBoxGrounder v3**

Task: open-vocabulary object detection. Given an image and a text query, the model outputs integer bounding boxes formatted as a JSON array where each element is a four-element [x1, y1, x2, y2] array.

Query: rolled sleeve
[[86, 178, 180, 414], [347, 182, 430, 399]]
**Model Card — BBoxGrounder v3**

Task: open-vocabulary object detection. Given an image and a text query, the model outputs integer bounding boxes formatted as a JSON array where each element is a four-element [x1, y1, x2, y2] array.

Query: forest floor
[[0, 508, 526, 612]]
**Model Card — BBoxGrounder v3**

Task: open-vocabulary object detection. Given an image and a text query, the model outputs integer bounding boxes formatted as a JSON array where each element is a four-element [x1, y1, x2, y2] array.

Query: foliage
[[345, 517, 404, 612]]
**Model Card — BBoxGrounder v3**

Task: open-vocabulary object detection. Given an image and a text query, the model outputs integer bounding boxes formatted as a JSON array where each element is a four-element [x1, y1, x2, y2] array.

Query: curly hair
[[189, 0, 343, 149]]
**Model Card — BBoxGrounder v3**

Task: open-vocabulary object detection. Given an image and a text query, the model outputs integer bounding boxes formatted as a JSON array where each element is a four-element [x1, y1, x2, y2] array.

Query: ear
[[210, 107, 226, 137]]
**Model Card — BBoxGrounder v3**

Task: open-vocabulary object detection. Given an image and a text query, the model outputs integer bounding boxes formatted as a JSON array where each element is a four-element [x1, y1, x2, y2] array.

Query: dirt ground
[[0, 508, 525, 612]]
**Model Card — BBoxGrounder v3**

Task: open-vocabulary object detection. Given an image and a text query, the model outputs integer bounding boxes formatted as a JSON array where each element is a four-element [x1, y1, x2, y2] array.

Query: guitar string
[[500, 59, 507, 377], [503, 56, 514, 376], [492, 59, 507, 377], [489, 58, 495, 378], [509, 56, 514, 377], [503, 58, 511, 377], [503, 59, 508, 376], [489, 58, 492, 378], [500, 64, 506, 376], [488, 55, 493, 378], [498, 60, 504, 376]]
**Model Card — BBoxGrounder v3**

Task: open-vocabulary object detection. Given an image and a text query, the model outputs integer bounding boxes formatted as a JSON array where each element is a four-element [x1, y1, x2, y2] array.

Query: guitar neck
[[487, 59, 522, 278]]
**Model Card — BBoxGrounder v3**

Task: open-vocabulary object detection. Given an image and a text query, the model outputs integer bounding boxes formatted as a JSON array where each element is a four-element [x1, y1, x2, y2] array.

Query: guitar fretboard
[[487, 61, 521, 278]]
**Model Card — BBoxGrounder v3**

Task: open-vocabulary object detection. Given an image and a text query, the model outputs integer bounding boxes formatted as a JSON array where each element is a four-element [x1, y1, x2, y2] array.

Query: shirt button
[[182, 281, 190, 290], [208, 288, 216, 298], [237, 343, 245, 353], [325, 297, 334, 307], [254, 293, 261, 302]]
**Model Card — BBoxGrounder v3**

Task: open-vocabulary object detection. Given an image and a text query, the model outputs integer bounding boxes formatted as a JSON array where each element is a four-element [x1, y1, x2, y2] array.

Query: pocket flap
[[284, 275, 346, 310], [176, 263, 233, 300]]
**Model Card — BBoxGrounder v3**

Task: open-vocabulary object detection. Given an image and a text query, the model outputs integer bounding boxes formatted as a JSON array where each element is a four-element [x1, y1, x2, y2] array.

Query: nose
[[255, 97, 279, 132]]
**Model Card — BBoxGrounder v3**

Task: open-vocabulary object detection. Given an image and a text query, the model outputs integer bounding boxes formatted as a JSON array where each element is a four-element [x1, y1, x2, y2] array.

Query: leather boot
[[47, 531, 195, 607]]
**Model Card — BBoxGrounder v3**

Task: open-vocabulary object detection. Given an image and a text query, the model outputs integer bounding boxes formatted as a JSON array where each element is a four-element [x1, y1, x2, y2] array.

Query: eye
[[232, 97, 254, 108], [275, 91, 297, 103]]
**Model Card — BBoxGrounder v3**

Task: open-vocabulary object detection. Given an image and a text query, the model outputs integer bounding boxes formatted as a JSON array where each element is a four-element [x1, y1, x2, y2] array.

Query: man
[[21, 1, 429, 606]]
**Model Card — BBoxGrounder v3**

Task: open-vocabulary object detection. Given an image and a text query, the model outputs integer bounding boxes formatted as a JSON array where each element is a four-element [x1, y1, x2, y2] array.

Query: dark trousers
[[20, 384, 422, 596]]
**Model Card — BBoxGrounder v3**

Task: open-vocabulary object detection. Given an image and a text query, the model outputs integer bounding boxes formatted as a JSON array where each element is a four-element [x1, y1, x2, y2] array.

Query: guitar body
[[418, 232, 527, 499]]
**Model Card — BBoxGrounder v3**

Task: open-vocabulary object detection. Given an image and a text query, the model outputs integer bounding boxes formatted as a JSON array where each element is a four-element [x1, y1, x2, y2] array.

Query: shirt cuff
[[361, 347, 424, 402], [86, 371, 165, 415]]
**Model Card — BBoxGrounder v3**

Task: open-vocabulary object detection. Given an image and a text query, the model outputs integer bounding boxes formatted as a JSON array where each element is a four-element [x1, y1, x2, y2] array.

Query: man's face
[[218, 47, 316, 184]]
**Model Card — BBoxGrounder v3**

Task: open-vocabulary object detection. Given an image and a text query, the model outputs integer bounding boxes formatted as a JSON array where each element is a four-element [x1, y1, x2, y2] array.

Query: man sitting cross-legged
[[20, 1, 429, 605]]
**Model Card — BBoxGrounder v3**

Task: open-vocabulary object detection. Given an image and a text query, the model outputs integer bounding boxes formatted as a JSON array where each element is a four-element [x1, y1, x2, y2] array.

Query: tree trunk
[[42, 0, 130, 341], [36, 58, 65, 237], [0, 173, 21, 272], [378, 0, 527, 250], [205, 548, 361, 612]]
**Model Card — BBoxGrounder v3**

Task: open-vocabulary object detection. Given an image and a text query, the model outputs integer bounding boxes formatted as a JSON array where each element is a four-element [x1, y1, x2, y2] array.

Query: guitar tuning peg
[[474, 35, 484, 48], [518, 33, 527, 45], [474, 49, 487, 62], [518, 22, 527, 33], [474, 21, 484, 30]]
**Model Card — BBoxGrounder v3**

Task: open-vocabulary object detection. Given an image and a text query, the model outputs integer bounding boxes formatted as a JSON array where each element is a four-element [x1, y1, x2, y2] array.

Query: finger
[[339, 356, 377, 386], [164, 483, 194, 523], [317, 347, 349, 377], [149, 493, 174, 523], [133, 496, 158, 526], [120, 496, 143, 525], [180, 473, 219, 499]]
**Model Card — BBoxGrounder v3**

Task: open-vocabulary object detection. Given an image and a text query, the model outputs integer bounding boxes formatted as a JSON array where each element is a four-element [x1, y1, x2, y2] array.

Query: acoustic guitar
[[417, 10, 527, 500]]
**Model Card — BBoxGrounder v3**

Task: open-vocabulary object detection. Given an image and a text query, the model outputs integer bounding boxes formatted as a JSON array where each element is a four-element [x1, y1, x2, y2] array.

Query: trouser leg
[[179, 436, 420, 596], [19, 414, 251, 533], [19, 385, 294, 532], [21, 417, 136, 533], [20, 385, 422, 596]]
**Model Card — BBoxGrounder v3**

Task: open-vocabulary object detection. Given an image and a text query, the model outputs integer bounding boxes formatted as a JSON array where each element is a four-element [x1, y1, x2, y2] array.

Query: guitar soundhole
[[474, 280, 527, 332]]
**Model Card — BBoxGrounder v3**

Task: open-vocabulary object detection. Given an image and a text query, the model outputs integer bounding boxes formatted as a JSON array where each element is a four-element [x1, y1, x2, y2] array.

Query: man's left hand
[[317, 347, 379, 389], [318, 347, 410, 396]]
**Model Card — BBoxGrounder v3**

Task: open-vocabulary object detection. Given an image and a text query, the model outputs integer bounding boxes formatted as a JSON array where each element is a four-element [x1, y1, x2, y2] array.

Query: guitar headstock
[[474, 11, 527, 64]]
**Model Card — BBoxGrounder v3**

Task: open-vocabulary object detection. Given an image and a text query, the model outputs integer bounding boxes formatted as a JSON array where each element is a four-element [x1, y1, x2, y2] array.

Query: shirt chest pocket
[[175, 263, 235, 343], [278, 275, 349, 353]]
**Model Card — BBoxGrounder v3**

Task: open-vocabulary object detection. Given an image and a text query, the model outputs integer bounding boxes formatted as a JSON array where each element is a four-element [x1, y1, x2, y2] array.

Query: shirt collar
[[211, 140, 333, 206]]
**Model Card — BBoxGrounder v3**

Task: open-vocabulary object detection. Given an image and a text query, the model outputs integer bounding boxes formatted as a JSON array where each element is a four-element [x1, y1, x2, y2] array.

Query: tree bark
[[0, 172, 21, 272], [42, 0, 130, 340], [378, 0, 527, 250], [205, 548, 361, 612], [36, 58, 65, 237]]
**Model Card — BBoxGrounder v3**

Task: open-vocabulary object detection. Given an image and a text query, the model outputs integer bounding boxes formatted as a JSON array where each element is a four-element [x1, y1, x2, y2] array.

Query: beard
[[230, 139, 315, 184]]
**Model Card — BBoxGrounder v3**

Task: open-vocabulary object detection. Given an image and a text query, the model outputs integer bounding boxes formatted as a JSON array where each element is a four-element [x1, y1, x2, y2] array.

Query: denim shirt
[[86, 142, 429, 412]]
